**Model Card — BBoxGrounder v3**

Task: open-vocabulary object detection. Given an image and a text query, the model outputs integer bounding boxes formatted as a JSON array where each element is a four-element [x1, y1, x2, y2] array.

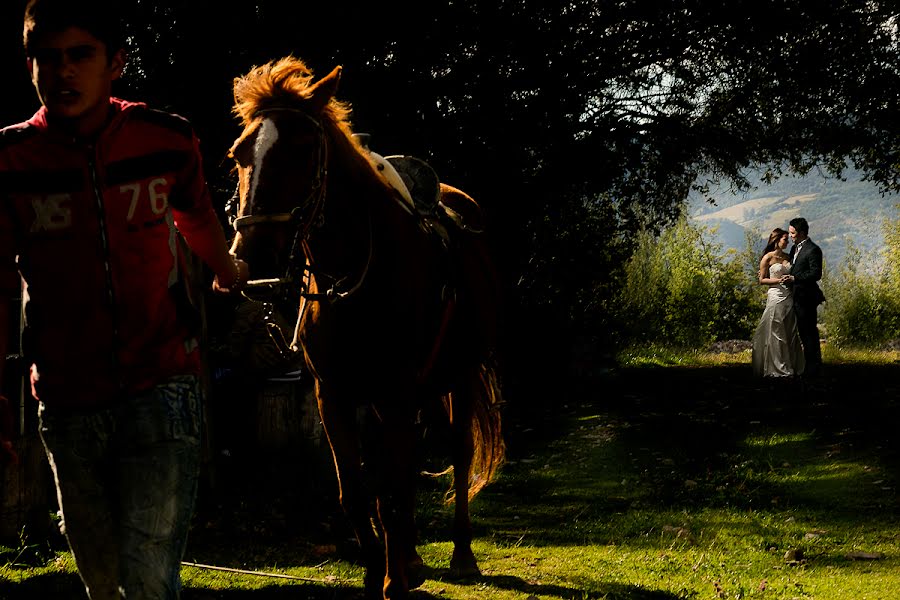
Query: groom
[[785, 217, 826, 378]]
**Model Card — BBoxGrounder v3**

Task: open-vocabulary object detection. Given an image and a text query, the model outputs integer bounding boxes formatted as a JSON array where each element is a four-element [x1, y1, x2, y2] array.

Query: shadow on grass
[[464, 363, 900, 552], [481, 573, 684, 599], [0, 573, 84, 600], [0, 575, 370, 600], [0, 570, 689, 600]]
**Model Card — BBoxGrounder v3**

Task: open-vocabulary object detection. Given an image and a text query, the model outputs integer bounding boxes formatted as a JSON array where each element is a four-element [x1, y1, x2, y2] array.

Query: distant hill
[[689, 169, 899, 271]]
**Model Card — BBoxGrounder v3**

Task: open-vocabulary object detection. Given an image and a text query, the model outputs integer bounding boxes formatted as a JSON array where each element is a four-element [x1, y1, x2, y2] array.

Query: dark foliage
[[2, 0, 897, 391]]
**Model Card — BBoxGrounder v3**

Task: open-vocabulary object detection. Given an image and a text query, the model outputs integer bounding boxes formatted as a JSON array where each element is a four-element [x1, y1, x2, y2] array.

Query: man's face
[[27, 26, 124, 136], [789, 226, 807, 245]]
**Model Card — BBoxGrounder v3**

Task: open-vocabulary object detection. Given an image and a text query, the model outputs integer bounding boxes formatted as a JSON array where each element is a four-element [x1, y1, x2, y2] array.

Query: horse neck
[[305, 129, 393, 275]]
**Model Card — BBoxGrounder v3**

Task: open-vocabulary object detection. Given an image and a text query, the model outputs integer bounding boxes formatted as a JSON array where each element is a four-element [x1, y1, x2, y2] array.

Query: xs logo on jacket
[[30, 194, 72, 232]]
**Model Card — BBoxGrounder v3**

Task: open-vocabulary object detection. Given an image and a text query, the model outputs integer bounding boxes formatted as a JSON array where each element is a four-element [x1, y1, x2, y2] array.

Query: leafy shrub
[[615, 216, 760, 348], [821, 236, 900, 346]]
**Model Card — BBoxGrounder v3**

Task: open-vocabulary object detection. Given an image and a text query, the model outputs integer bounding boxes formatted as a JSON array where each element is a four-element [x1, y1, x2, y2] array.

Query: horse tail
[[464, 361, 506, 500], [432, 360, 504, 503]]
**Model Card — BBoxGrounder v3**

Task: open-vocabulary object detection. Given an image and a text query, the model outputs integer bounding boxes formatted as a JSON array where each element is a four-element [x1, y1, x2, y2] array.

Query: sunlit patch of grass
[[755, 459, 878, 503], [700, 348, 753, 365], [745, 432, 814, 447], [619, 346, 752, 367], [822, 343, 900, 364], [739, 427, 889, 514], [616, 344, 697, 366], [617, 344, 752, 367], [620, 342, 900, 367], [180, 560, 364, 593], [0, 549, 75, 582]]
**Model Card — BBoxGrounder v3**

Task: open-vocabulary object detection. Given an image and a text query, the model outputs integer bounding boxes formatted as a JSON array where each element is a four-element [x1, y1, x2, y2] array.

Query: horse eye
[[231, 150, 248, 168], [230, 139, 254, 168]]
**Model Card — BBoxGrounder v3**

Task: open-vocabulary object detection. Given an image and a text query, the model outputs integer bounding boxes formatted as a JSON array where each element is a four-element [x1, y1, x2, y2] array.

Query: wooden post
[[0, 433, 55, 543], [0, 284, 54, 545], [255, 373, 324, 452]]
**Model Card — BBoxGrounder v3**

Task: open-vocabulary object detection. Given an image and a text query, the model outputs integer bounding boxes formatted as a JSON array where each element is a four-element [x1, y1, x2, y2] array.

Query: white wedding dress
[[751, 261, 805, 377]]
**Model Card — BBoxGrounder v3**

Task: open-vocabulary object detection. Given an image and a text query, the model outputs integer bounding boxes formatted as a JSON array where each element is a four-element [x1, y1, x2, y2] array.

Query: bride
[[752, 228, 805, 377]]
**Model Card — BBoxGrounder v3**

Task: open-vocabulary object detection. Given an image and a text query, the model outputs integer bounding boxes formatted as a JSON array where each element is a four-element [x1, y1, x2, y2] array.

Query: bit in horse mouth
[[244, 277, 286, 287]]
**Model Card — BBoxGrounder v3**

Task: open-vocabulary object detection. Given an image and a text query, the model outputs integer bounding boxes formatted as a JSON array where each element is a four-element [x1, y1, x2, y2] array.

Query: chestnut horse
[[227, 57, 504, 599]]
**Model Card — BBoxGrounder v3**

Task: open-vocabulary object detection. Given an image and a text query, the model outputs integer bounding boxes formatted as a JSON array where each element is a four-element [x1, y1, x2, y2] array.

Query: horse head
[[227, 58, 343, 296]]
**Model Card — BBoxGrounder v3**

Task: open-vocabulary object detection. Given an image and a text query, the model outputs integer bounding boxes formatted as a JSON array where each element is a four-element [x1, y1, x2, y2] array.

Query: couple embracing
[[751, 217, 825, 379]]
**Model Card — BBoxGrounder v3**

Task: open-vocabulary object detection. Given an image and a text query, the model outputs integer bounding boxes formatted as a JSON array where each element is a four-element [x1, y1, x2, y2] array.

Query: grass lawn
[[2, 350, 898, 599]]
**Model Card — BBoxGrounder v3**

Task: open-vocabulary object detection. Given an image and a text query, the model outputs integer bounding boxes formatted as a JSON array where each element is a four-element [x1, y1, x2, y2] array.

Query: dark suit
[[789, 238, 825, 377]]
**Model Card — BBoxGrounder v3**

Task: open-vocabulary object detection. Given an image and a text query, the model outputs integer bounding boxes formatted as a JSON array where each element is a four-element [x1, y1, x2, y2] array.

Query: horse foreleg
[[317, 392, 383, 599], [373, 412, 418, 599], [447, 386, 481, 578]]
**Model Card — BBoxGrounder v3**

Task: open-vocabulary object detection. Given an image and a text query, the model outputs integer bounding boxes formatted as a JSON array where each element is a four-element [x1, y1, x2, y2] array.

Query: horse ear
[[309, 66, 342, 113]]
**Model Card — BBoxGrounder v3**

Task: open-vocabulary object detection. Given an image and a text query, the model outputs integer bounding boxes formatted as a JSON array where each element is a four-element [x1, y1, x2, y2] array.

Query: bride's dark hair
[[762, 228, 789, 259]]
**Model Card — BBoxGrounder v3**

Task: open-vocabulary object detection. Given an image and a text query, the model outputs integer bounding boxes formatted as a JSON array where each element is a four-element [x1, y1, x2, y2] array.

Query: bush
[[615, 216, 760, 348], [822, 237, 900, 346]]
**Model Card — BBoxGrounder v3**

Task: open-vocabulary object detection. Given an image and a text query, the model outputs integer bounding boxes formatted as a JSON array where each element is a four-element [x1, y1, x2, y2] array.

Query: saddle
[[384, 155, 441, 217], [354, 134, 477, 239]]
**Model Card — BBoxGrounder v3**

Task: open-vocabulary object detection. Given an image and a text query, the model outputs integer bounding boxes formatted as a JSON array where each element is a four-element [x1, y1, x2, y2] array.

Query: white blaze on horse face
[[249, 118, 279, 211]]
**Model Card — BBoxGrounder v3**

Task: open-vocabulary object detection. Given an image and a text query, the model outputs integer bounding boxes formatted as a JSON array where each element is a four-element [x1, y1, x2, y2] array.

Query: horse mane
[[232, 56, 390, 193], [232, 56, 352, 129]]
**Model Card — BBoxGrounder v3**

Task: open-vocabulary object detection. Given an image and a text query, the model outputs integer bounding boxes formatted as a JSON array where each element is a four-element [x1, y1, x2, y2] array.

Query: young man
[[0, 0, 247, 597], [786, 217, 826, 379]]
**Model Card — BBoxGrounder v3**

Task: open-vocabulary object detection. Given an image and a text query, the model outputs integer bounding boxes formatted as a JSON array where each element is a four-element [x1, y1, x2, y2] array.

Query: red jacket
[[0, 98, 226, 410]]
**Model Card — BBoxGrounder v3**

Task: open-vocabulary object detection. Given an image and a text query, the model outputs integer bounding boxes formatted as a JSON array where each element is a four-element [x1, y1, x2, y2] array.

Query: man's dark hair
[[789, 217, 809, 235], [23, 0, 125, 58]]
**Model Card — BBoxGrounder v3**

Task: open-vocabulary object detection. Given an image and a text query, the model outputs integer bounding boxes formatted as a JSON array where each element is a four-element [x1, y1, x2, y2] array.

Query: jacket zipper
[[87, 146, 122, 387]]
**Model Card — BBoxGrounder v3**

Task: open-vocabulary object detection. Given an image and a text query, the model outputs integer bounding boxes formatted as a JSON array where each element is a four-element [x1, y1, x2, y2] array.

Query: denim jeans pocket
[[117, 375, 201, 447]]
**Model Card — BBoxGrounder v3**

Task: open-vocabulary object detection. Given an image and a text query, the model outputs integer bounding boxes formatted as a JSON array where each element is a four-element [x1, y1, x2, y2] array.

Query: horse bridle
[[230, 107, 373, 304], [232, 108, 327, 229], [231, 108, 328, 295]]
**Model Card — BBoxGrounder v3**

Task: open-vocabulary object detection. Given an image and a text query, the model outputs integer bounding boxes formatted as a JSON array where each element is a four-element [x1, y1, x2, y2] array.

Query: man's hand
[[0, 394, 18, 466], [213, 257, 249, 294]]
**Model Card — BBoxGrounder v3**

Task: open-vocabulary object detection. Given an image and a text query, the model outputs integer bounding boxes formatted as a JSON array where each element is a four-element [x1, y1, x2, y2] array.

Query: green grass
[[618, 342, 900, 368], [617, 343, 753, 367], [2, 358, 899, 599], [821, 344, 900, 365]]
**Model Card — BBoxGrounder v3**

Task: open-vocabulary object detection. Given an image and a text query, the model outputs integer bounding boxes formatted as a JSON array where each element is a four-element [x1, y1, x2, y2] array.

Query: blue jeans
[[39, 375, 201, 600]]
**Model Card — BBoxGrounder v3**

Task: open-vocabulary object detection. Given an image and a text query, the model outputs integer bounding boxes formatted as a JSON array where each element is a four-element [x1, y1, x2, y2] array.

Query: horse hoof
[[449, 564, 481, 579], [449, 552, 481, 579], [364, 572, 385, 600], [407, 555, 426, 590]]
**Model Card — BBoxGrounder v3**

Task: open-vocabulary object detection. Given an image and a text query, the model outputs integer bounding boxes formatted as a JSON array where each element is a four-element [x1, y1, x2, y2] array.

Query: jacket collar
[[26, 97, 146, 145], [794, 238, 813, 258]]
